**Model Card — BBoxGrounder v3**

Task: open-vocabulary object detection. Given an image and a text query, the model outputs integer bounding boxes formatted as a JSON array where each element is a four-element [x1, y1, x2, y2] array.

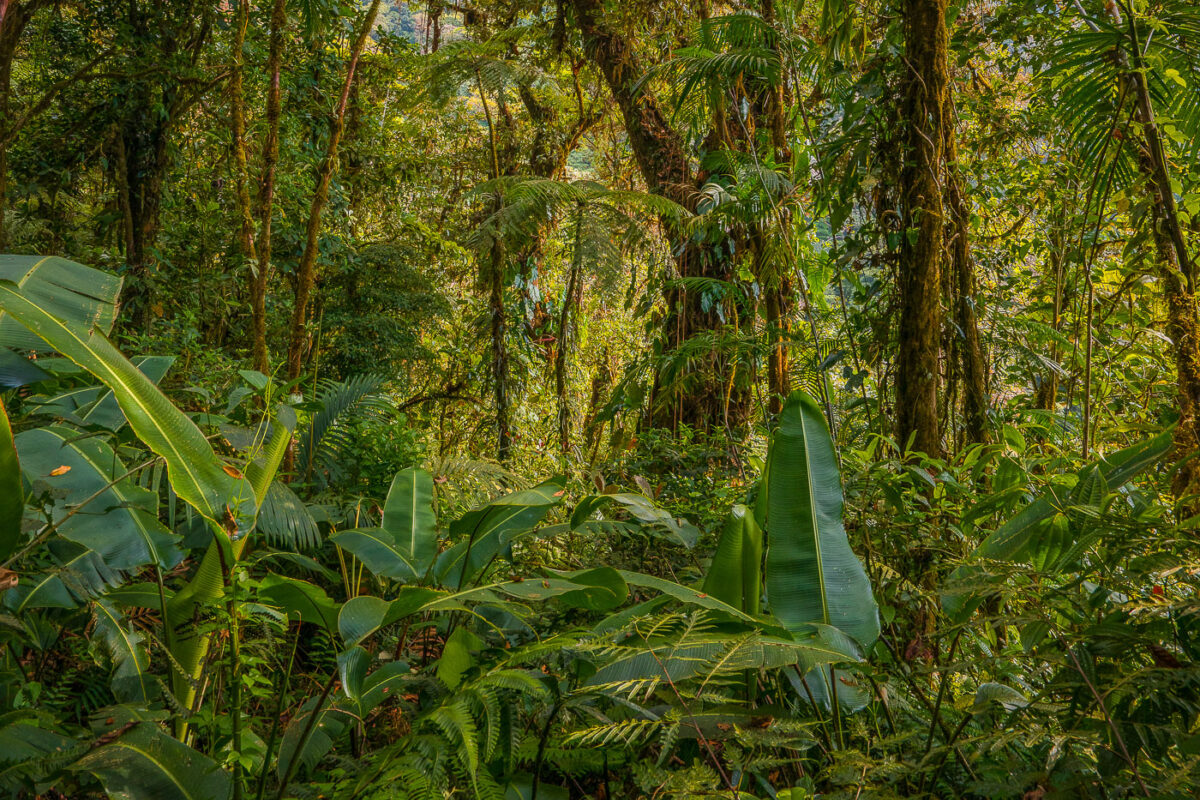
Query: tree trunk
[[556, 212, 585, 455], [763, 278, 791, 416], [1111, 4, 1200, 503], [1035, 219, 1066, 411], [488, 238, 512, 462], [1127, 100, 1200, 501], [251, 0, 286, 373], [229, 0, 257, 269], [573, 0, 750, 433], [896, 0, 948, 458], [942, 92, 988, 444], [284, 0, 381, 382], [0, 0, 39, 250]]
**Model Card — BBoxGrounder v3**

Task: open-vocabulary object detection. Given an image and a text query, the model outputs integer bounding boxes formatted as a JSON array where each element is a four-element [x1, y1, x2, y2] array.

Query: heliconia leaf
[[764, 391, 879, 651], [92, 599, 154, 704], [437, 477, 565, 587], [332, 527, 418, 581], [0, 347, 50, 388], [381, 467, 438, 576], [0, 255, 121, 351], [0, 282, 256, 534], [72, 722, 230, 800], [0, 398, 21, 561], [702, 505, 762, 615], [16, 426, 183, 570], [78, 356, 176, 431], [257, 575, 341, 632], [6, 545, 126, 612]]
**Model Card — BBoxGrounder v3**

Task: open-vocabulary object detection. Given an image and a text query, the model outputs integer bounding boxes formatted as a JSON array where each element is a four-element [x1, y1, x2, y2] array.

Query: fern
[[296, 374, 391, 487]]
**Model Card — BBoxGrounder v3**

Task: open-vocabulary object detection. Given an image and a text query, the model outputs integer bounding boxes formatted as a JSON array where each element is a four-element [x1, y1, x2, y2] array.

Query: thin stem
[[256, 627, 301, 800], [275, 669, 339, 800]]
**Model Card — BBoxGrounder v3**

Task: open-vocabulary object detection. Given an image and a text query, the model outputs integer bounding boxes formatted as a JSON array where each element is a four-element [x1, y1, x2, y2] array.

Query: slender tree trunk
[[488, 239, 511, 462], [229, 0, 257, 267], [251, 0, 286, 373], [0, 2, 19, 250], [0, 0, 36, 251], [284, 0, 381, 382], [763, 279, 791, 415], [942, 92, 988, 444], [556, 212, 584, 454], [1114, 5, 1200, 502], [896, 0, 948, 458], [1036, 219, 1066, 410], [475, 71, 511, 462]]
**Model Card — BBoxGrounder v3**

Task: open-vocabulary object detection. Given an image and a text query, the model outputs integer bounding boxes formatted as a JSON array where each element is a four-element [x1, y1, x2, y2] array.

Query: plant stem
[[275, 669, 339, 800], [255, 627, 300, 800]]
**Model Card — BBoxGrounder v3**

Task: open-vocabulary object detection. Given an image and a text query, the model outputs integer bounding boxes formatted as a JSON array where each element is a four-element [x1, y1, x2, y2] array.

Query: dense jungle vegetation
[[2, 0, 1200, 797]]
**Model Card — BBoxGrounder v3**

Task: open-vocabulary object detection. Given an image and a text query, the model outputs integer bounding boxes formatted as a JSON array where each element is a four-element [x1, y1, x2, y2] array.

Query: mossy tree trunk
[[896, 0, 948, 458]]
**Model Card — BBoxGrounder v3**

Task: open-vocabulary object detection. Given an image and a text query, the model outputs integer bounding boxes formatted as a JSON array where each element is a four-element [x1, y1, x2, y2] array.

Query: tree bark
[[229, 0, 257, 269], [572, 0, 750, 432], [284, 0, 381, 382], [556, 212, 585, 455], [1112, 3, 1200, 503], [942, 91, 988, 444], [251, 0, 286, 373], [0, 0, 41, 250], [763, 277, 791, 416], [896, 0, 948, 458]]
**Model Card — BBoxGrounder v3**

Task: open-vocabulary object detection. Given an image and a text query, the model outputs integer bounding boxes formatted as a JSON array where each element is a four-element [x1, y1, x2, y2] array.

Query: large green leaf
[[72, 722, 230, 800], [382, 467, 437, 574], [332, 527, 419, 581], [0, 255, 121, 351], [0, 398, 20, 561], [436, 477, 565, 587], [702, 504, 762, 615], [28, 356, 173, 429], [257, 575, 341, 632], [333, 466, 435, 578], [764, 392, 878, 650], [0, 347, 49, 388], [16, 426, 182, 570], [0, 283, 255, 533], [92, 598, 154, 703], [5, 544, 125, 612], [80, 356, 176, 430]]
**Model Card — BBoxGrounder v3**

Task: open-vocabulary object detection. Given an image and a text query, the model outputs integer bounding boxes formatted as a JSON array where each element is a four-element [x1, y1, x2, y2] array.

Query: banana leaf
[[0, 398, 20, 561], [16, 425, 182, 570], [0, 283, 256, 533], [764, 391, 879, 650], [72, 722, 230, 800]]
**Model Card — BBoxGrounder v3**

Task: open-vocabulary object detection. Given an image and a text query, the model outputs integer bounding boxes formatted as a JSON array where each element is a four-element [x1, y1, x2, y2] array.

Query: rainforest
[[0, 0, 1198, 797]]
